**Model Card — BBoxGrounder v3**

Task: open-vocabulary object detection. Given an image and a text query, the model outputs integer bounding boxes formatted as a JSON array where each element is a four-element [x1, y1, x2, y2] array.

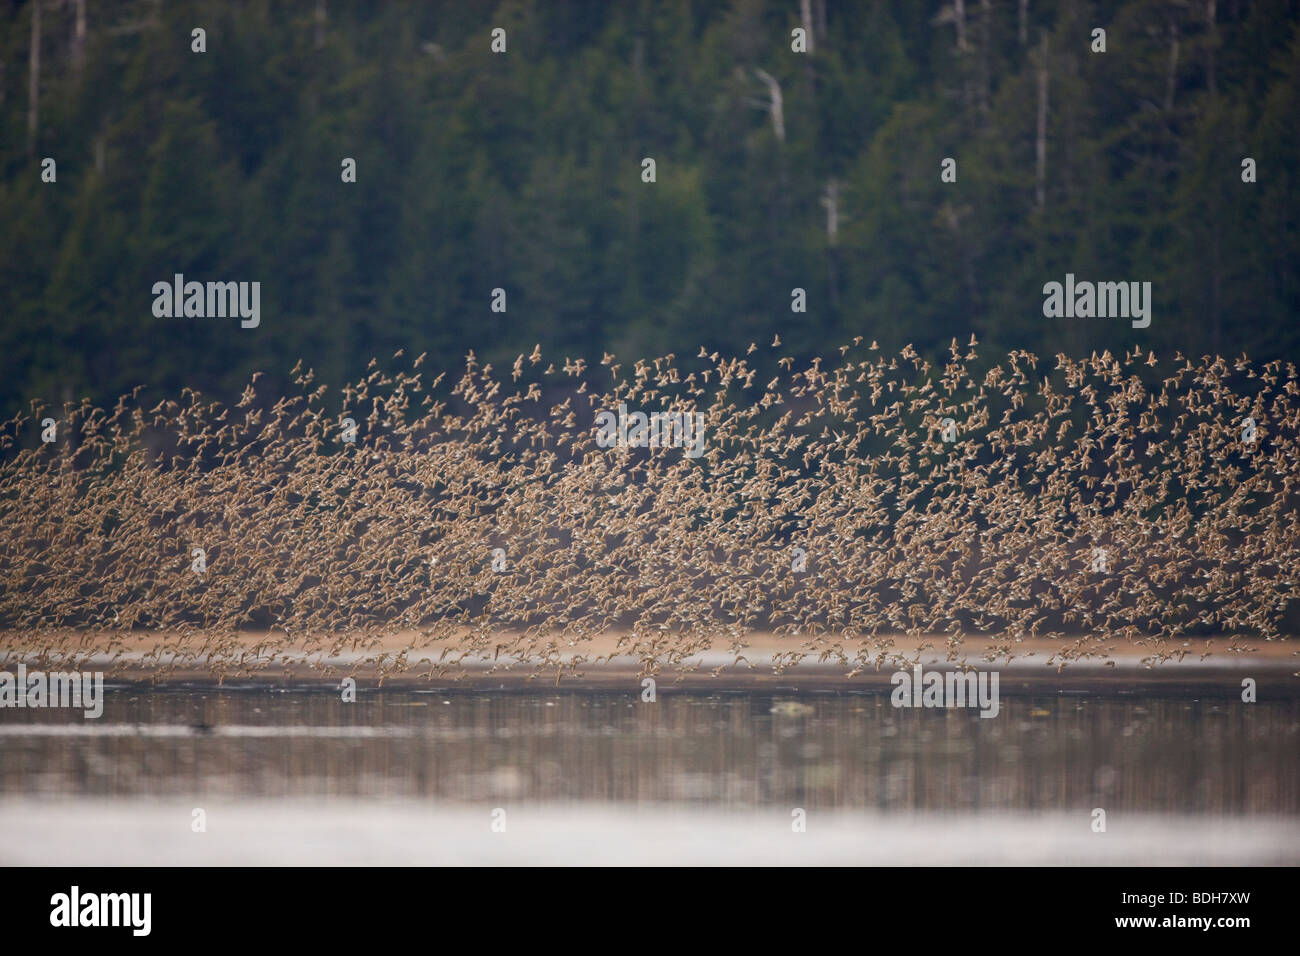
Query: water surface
[[2, 686, 1296, 864]]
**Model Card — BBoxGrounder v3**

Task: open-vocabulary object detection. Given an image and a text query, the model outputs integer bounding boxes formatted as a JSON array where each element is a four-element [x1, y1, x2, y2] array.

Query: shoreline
[[2, 629, 1295, 694]]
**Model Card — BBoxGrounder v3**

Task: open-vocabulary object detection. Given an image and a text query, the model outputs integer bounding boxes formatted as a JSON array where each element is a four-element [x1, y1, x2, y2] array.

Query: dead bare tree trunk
[[821, 179, 840, 307], [1035, 31, 1049, 210], [1018, 0, 1028, 46], [28, 0, 41, 156], [1210, 229, 1222, 355], [934, 1, 972, 110], [978, 0, 991, 116], [821, 179, 839, 246], [799, 0, 816, 88], [1205, 0, 1218, 96], [754, 68, 785, 143], [1164, 17, 1180, 112], [799, 0, 814, 55], [72, 0, 86, 74], [315, 0, 327, 51]]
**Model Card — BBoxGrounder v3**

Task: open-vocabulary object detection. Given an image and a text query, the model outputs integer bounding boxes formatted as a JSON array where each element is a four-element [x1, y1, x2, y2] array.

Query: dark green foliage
[[1, 0, 1297, 412]]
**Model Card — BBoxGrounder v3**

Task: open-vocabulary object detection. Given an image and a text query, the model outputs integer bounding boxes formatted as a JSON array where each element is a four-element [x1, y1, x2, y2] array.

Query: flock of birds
[[1, 336, 1296, 681]]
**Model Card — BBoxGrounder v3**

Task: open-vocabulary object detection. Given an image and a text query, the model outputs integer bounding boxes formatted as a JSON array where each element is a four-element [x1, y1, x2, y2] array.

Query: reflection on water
[[2, 688, 1296, 814]]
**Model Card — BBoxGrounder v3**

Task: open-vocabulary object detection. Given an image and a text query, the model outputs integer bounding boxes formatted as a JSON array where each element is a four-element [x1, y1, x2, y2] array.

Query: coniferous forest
[[3, 3, 1300, 881], [1, 0, 1298, 413]]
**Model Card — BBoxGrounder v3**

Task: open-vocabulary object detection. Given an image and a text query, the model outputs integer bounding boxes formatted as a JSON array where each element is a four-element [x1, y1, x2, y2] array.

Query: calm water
[[1, 686, 1297, 864]]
